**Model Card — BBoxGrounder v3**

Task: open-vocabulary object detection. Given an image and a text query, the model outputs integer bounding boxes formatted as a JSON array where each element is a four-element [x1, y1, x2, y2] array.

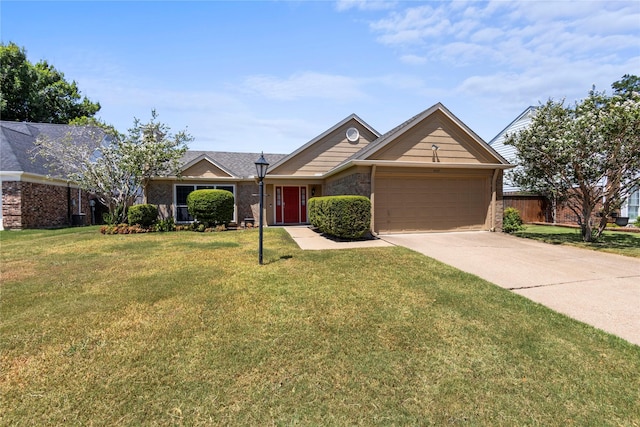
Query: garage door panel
[[375, 173, 490, 232]]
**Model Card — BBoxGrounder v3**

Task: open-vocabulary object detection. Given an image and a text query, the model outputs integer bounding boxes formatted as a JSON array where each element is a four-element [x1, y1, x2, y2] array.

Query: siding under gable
[[490, 112, 533, 164], [489, 107, 535, 193], [270, 122, 378, 176], [182, 159, 232, 178], [368, 111, 495, 164]]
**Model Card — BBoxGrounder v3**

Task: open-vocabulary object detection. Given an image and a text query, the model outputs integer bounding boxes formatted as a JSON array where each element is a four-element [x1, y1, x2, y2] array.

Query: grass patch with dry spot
[[1, 226, 639, 425]]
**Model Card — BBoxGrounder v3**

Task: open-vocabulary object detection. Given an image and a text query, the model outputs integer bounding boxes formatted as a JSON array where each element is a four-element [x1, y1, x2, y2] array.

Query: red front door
[[283, 186, 299, 223], [276, 186, 307, 224]]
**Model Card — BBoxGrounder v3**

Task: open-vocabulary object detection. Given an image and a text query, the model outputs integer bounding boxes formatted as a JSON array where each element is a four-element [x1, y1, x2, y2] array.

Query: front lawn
[[514, 224, 640, 258], [1, 227, 639, 425]]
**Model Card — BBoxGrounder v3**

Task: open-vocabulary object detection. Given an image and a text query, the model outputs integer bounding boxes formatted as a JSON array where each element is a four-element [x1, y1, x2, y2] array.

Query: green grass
[[1, 227, 639, 425], [514, 225, 640, 258]]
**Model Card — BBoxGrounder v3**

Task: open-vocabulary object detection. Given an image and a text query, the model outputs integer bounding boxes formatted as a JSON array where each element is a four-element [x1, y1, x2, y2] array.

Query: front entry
[[276, 186, 307, 224]]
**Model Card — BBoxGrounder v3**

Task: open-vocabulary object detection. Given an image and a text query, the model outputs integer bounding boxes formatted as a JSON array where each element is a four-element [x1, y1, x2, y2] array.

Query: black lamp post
[[255, 152, 269, 265], [89, 199, 96, 225]]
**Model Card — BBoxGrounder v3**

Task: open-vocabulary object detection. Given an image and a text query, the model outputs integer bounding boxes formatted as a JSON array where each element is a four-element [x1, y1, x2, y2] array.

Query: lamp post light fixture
[[89, 199, 96, 225], [255, 152, 269, 265]]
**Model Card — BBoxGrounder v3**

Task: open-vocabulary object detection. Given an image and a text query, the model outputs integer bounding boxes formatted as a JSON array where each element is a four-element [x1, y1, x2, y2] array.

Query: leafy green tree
[[0, 42, 33, 119], [34, 112, 191, 223], [506, 76, 640, 242], [612, 74, 640, 97], [0, 41, 100, 123]]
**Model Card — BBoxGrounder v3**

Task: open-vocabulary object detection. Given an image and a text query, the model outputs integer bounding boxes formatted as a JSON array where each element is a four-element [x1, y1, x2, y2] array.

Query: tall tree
[[612, 74, 640, 97], [506, 76, 640, 242], [34, 112, 191, 223], [0, 42, 100, 123]]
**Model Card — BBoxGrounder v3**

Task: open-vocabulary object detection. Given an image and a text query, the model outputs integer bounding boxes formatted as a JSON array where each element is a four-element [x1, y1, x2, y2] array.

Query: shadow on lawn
[[516, 230, 640, 251]]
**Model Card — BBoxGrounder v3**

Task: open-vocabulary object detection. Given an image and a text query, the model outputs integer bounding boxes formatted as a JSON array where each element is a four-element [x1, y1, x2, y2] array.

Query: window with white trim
[[175, 184, 236, 222], [628, 187, 639, 222]]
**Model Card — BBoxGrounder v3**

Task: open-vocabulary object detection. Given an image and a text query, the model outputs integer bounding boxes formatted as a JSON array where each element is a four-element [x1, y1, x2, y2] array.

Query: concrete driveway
[[380, 232, 640, 346]]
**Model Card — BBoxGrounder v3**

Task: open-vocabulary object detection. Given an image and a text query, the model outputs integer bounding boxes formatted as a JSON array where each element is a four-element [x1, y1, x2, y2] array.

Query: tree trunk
[[581, 204, 594, 242]]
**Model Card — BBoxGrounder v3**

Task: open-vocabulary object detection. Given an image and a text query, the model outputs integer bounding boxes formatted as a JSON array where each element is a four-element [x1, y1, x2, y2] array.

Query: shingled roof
[[1, 121, 68, 177], [1, 121, 287, 181], [0, 121, 108, 180], [180, 150, 288, 178]]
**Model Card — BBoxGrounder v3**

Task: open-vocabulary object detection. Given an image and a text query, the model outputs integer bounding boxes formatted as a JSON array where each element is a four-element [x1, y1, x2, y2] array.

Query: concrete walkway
[[283, 226, 393, 250], [283, 226, 640, 346]]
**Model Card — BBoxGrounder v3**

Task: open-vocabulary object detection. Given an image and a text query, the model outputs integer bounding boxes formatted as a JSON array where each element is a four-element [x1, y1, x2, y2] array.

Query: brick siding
[[325, 172, 371, 197], [238, 182, 259, 222], [146, 182, 173, 219], [2, 181, 90, 229], [493, 171, 504, 232]]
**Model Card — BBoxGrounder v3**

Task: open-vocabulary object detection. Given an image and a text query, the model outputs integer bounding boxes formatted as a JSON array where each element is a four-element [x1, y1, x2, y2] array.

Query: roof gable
[[268, 114, 380, 176], [181, 153, 234, 178], [489, 106, 536, 192], [178, 151, 287, 179], [354, 103, 507, 165], [488, 106, 536, 163], [489, 106, 537, 147]]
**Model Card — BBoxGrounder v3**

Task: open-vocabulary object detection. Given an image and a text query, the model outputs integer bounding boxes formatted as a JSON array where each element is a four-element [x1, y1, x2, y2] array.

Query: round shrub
[[187, 189, 234, 226], [127, 204, 158, 227], [309, 195, 371, 239], [503, 207, 524, 233]]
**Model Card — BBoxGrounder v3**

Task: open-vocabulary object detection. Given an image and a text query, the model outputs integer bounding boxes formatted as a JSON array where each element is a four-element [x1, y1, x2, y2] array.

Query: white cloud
[[370, 5, 453, 45], [368, 0, 639, 73], [335, 0, 397, 12], [400, 54, 427, 65], [470, 27, 503, 44]]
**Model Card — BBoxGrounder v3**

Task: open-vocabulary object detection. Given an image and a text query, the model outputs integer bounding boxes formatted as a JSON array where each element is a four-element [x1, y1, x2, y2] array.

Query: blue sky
[[2, 1, 639, 154]]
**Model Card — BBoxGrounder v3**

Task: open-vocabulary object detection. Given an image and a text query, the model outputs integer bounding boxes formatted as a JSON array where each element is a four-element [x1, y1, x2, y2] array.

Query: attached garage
[[374, 168, 493, 233]]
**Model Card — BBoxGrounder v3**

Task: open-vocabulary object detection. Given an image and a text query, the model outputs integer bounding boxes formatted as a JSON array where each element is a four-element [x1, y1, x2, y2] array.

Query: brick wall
[[494, 170, 504, 232], [2, 181, 90, 229], [2, 181, 23, 229], [146, 182, 173, 219], [325, 172, 371, 197], [238, 182, 259, 222]]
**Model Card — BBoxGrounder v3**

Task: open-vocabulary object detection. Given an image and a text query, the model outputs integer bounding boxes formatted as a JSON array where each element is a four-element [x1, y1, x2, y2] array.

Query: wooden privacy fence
[[503, 194, 551, 223]]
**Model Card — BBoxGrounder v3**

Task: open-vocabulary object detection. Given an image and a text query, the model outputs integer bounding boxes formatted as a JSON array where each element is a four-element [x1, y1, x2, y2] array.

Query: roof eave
[[324, 159, 514, 178], [0, 171, 78, 186]]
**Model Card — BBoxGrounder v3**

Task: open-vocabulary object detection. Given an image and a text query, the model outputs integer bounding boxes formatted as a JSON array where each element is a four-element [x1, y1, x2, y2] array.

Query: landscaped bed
[[1, 227, 639, 425]]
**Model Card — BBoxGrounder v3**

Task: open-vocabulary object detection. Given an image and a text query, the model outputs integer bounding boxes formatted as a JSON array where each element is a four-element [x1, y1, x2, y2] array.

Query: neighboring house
[[147, 103, 511, 233], [489, 107, 639, 225], [489, 106, 536, 193], [621, 185, 639, 223], [488, 107, 552, 223], [0, 121, 96, 230]]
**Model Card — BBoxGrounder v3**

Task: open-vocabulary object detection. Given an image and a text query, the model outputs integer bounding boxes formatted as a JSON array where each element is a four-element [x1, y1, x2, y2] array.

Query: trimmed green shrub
[[154, 217, 176, 232], [308, 195, 371, 239], [187, 189, 234, 227], [127, 204, 158, 227], [503, 207, 524, 233]]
